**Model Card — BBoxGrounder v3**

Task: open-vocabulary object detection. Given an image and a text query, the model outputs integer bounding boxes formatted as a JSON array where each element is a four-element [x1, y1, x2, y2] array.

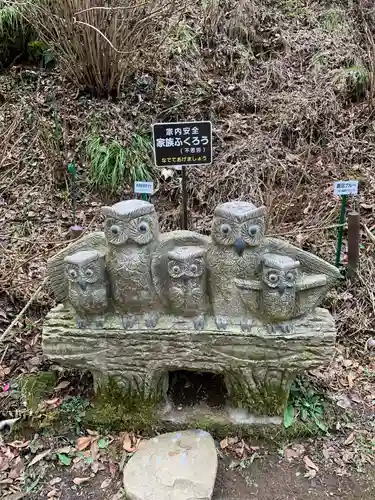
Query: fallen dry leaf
[[56, 446, 72, 454], [109, 461, 117, 477], [304, 468, 317, 479], [220, 437, 228, 449], [342, 451, 354, 463], [76, 436, 92, 452], [28, 449, 51, 467], [73, 477, 90, 485], [344, 432, 355, 446], [45, 398, 62, 407], [54, 381, 70, 391], [303, 455, 319, 471], [8, 441, 30, 449], [284, 448, 300, 459], [50, 477, 62, 486], [91, 461, 99, 474], [347, 371, 355, 389], [122, 432, 133, 452], [87, 429, 99, 436], [47, 489, 59, 498], [91, 439, 99, 460], [101, 478, 112, 489]]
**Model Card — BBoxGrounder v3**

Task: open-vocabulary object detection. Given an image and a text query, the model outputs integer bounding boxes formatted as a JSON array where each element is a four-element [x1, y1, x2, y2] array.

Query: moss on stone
[[20, 371, 57, 412], [230, 385, 290, 417], [84, 378, 159, 432]]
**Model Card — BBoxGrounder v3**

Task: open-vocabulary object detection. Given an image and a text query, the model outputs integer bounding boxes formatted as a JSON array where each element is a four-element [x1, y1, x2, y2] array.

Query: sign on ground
[[334, 180, 358, 196], [134, 181, 154, 194], [152, 121, 212, 167]]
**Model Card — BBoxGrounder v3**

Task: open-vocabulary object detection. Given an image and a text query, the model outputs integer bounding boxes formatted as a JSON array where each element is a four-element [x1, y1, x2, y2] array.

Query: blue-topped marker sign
[[134, 181, 154, 195]]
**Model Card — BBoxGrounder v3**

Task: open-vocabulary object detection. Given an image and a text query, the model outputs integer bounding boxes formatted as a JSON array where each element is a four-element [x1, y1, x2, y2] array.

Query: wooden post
[[69, 225, 84, 240], [347, 211, 360, 278], [181, 165, 188, 230]]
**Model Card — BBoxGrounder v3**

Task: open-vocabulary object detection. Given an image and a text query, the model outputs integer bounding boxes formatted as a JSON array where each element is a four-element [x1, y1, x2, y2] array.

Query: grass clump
[[0, 0, 34, 68], [320, 8, 347, 32], [27, 0, 187, 97], [86, 133, 153, 193]]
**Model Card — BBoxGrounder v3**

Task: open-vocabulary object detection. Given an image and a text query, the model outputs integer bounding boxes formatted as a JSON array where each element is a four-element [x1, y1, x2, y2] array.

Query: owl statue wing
[[151, 230, 210, 308], [295, 273, 328, 316], [264, 237, 341, 289], [47, 232, 108, 303]]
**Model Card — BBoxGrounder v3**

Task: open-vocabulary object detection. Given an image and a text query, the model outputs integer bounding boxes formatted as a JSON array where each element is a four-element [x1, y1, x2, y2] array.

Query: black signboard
[[152, 121, 212, 167]]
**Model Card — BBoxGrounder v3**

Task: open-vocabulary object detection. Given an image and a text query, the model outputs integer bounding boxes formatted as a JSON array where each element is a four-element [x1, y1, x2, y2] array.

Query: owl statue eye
[[286, 271, 295, 282], [68, 268, 77, 279], [111, 225, 120, 235], [172, 265, 180, 274], [220, 223, 231, 235], [268, 272, 279, 284], [248, 225, 258, 236], [190, 263, 198, 273], [138, 221, 149, 234], [85, 269, 94, 278]]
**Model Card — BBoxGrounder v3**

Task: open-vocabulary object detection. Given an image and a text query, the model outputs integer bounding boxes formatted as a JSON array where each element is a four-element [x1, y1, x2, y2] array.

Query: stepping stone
[[123, 429, 218, 500]]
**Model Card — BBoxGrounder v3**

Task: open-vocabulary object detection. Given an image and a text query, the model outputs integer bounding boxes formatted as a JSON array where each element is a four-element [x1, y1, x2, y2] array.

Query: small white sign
[[334, 180, 358, 196], [134, 181, 154, 194]]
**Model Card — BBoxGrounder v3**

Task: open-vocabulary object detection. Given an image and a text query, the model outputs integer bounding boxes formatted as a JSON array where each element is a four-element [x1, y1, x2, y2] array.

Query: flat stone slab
[[123, 429, 218, 500]]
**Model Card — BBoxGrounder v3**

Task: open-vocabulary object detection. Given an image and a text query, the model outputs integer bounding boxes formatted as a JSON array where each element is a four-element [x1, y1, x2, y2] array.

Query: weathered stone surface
[[123, 429, 218, 500], [43, 199, 341, 427], [43, 305, 336, 417]]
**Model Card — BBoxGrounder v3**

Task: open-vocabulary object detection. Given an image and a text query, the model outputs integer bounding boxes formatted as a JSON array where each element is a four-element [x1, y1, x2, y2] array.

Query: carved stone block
[[43, 199, 340, 429]]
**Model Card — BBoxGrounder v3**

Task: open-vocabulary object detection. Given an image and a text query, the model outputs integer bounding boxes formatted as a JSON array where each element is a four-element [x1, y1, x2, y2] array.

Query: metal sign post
[[152, 121, 212, 230], [333, 180, 359, 268]]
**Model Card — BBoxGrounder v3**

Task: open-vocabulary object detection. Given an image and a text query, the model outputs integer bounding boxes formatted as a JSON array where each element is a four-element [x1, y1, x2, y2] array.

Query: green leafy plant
[[58, 396, 89, 433], [284, 378, 328, 432], [28, 39, 54, 67], [86, 133, 153, 193]]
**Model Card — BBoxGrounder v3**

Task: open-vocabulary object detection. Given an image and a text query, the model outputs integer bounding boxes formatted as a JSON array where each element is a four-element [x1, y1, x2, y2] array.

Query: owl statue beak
[[278, 282, 286, 296], [78, 277, 87, 291], [234, 238, 246, 256]]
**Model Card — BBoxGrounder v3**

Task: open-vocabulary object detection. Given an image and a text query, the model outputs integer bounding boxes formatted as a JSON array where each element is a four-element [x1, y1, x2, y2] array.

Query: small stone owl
[[102, 199, 159, 328], [206, 201, 267, 329], [167, 246, 207, 329], [260, 253, 300, 326], [64, 250, 108, 328], [235, 253, 328, 332]]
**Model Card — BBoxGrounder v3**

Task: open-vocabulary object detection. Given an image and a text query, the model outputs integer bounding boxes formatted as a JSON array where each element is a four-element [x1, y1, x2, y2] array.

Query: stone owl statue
[[206, 201, 267, 329], [167, 246, 207, 329], [102, 199, 159, 328], [235, 253, 327, 332], [64, 250, 109, 328]]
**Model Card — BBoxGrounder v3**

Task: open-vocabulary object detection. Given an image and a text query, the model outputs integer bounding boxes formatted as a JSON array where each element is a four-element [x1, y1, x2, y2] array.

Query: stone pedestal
[[43, 305, 335, 428]]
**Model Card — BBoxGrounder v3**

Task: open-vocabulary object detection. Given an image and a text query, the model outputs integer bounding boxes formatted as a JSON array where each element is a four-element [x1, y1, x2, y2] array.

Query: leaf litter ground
[[1, 0, 375, 498]]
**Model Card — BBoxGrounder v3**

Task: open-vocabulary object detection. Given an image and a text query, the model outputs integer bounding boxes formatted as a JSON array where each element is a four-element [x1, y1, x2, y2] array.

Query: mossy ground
[[14, 371, 336, 446]]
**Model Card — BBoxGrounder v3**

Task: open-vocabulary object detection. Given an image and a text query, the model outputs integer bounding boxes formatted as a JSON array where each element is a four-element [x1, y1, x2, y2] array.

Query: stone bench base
[[42, 305, 336, 426]]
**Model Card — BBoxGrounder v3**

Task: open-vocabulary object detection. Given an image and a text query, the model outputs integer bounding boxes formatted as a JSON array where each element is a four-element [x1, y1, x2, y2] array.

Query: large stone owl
[[206, 201, 267, 329], [102, 199, 159, 328], [167, 246, 207, 329], [64, 250, 108, 328], [235, 253, 328, 332]]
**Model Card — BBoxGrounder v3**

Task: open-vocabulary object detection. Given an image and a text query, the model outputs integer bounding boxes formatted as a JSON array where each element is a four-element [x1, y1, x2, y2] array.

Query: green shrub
[[0, 1, 27, 68], [86, 133, 153, 193]]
